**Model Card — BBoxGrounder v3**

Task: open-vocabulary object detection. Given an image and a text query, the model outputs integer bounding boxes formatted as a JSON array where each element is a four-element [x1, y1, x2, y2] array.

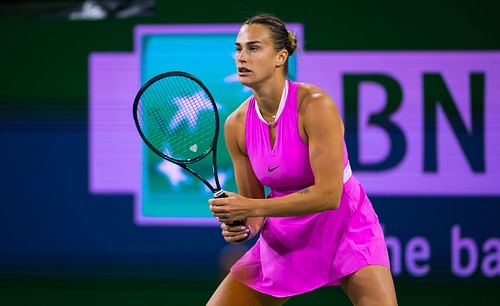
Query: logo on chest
[[267, 165, 280, 173]]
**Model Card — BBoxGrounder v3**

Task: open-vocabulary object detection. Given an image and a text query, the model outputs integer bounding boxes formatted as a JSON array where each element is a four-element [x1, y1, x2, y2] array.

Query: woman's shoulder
[[225, 97, 251, 129], [296, 81, 323, 94], [295, 81, 344, 135], [296, 81, 336, 110], [224, 97, 252, 154]]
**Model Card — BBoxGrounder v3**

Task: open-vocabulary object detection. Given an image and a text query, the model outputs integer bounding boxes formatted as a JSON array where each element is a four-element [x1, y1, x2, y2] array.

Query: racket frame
[[132, 71, 224, 196]]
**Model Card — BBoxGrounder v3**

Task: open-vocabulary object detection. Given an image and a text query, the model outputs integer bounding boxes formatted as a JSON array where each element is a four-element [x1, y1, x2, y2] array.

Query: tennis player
[[208, 14, 398, 306]]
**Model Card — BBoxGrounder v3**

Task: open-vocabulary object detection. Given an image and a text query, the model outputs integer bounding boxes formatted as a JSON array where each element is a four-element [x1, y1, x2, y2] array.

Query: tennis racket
[[133, 71, 243, 227]]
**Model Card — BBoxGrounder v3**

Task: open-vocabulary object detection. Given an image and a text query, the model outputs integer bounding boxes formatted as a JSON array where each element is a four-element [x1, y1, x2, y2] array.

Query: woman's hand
[[208, 191, 255, 224], [219, 222, 250, 244]]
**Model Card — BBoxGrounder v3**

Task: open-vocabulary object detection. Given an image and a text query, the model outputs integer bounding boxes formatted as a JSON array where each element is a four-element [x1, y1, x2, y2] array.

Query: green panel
[[139, 32, 296, 218]]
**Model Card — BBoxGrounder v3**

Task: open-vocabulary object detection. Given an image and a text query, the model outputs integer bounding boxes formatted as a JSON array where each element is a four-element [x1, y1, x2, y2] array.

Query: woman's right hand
[[221, 222, 250, 244]]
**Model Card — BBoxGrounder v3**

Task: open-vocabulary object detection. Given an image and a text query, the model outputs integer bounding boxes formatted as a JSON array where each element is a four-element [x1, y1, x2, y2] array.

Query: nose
[[236, 50, 247, 63]]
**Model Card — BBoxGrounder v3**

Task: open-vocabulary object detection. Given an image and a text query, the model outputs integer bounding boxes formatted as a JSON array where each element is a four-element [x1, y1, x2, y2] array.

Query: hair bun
[[287, 31, 297, 55]]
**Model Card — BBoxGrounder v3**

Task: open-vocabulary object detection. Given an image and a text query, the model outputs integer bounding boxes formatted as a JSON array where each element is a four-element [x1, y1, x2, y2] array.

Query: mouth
[[238, 67, 252, 75]]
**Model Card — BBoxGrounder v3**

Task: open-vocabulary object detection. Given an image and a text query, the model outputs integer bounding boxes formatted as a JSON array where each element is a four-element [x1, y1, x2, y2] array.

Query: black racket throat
[[174, 148, 224, 194]]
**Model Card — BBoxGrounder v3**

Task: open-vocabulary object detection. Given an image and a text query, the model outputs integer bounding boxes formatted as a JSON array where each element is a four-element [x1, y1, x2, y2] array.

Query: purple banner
[[300, 52, 500, 195], [89, 27, 500, 216]]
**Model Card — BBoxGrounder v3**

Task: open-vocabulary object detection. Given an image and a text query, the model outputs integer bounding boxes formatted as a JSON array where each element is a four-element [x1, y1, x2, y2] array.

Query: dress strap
[[343, 163, 352, 183]]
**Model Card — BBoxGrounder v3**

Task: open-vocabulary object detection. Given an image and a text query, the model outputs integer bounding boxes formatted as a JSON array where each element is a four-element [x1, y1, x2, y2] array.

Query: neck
[[252, 75, 286, 115]]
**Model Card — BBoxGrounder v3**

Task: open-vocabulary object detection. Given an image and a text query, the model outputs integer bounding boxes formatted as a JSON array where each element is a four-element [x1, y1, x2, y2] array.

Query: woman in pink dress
[[208, 14, 398, 306]]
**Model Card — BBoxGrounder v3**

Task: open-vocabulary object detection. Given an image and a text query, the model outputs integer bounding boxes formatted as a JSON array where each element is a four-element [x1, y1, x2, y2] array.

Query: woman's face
[[235, 24, 287, 87]]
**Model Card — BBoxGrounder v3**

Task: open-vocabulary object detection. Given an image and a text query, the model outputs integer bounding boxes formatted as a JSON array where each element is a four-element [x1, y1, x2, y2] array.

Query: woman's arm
[[211, 87, 345, 221], [253, 89, 345, 216]]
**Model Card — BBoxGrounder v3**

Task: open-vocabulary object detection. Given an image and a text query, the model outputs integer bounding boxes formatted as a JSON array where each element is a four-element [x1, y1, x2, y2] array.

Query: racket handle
[[214, 191, 244, 227], [228, 220, 244, 226]]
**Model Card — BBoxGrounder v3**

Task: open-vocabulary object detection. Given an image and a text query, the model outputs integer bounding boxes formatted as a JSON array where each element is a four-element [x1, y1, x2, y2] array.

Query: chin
[[238, 77, 254, 88]]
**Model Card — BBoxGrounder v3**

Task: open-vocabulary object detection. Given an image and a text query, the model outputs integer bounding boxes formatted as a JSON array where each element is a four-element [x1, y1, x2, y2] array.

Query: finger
[[217, 216, 234, 223], [208, 198, 229, 206], [223, 229, 246, 237], [223, 225, 247, 232], [223, 228, 249, 238], [210, 207, 224, 216], [224, 191, 238, 197], [210, 205, 229, 213], [223, 225, 249, 235], [213, 212, 231, 219], [213, 208, 232, 217], [227, 232, 249, 242]]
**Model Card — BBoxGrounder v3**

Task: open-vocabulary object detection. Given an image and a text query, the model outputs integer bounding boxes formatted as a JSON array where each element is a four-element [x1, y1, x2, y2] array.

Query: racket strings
[[137, 75, 217, 162], [161, 77, 214, 154]]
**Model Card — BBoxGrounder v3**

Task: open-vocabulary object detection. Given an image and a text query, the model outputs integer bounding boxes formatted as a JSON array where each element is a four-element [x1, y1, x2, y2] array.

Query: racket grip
[[214, 191, 244, 227]]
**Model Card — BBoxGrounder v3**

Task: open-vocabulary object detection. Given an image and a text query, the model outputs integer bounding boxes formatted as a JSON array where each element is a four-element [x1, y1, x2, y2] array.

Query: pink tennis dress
[[230, 80, 390, 297]]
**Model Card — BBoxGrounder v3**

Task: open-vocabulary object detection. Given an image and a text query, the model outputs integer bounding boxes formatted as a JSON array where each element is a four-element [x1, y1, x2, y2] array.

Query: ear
[[275, 49, 289, 68]]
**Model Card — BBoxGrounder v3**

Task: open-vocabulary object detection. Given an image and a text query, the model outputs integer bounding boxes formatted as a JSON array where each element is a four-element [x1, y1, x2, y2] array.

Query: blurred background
[[1, 0, 499, 305]]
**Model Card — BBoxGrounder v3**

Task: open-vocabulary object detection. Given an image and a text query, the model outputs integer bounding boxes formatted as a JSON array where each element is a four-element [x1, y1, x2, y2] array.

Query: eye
[[250, 46, 259, 51]]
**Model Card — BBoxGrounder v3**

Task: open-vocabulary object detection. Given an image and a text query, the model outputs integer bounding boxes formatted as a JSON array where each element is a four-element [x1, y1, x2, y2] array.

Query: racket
[[133, 71, 243, 227]]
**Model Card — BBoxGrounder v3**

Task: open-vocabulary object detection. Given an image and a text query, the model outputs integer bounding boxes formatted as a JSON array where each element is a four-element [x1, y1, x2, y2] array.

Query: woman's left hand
[[208, 191, 254, 223]]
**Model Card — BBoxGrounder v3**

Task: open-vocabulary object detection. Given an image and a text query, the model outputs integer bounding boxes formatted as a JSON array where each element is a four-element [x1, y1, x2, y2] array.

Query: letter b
[[451, 225, 478, 277]]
